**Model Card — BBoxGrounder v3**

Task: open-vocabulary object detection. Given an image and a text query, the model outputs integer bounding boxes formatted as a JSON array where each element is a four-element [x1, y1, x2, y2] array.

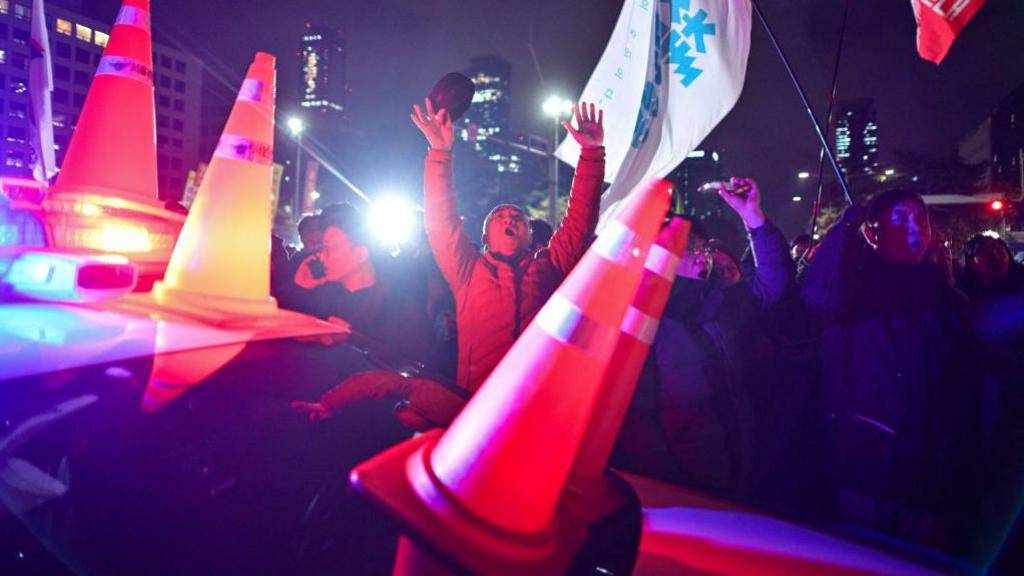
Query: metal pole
[[549, 119, 559, 226], [294, 133, 303, 217], [810, 0, 850, 239], [751, 0, 853, 206]]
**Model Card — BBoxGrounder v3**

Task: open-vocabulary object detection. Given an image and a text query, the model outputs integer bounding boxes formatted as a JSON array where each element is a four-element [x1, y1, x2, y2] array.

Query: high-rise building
[[458, 56, 520, 173], [834, 99, 880, 177], [299, 24, 346, 124], [991, 84, 1023, 197], [667, 149, 725, 223], [0, 0, 203, 200], [959, 83, 1024, 198]]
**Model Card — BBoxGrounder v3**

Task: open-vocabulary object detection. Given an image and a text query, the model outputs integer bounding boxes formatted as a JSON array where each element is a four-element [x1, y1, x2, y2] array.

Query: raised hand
[[717, 177, 766, 229], [410, 98, 455, 152], [562, 102, 604, 150]]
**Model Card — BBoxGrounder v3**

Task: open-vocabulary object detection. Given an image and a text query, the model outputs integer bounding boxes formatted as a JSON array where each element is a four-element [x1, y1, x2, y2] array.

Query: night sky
[[84, 0, 1024, 235]]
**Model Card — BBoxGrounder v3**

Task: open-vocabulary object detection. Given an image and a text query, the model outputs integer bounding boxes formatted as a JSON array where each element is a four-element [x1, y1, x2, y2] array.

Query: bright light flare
[[797, 172, 810, 179], [287, 116, 305, 136], [542, 96, 573, 118], [96, 225, 153, 253], [368, 196, 416, 247]]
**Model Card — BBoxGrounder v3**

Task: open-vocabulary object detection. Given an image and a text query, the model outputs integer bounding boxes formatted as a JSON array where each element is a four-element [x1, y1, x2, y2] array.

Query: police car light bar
[[0, 249, 138, 302]]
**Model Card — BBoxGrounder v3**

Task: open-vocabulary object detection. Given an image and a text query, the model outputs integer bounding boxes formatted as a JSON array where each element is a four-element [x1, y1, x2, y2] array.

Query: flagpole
[[750, 0, 853, 206], [810, 0, 851, 238]]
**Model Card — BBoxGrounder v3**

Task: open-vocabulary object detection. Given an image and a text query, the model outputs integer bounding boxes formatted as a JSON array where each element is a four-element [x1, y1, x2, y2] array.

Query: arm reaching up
[[411, 98, 479, 290], [549, 102, 606, 275]]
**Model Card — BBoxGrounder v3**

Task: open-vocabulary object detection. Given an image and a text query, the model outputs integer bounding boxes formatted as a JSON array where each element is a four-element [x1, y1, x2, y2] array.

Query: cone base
[[151, 281, 278, 318], [350, 431, 641, 575]]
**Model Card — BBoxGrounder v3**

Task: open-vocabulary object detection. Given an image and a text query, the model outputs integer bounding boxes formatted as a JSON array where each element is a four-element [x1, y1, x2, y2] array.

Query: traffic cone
[[571, 217, 690, 482], [142, 341, 247, 413], [153, 53, 277, 315], [350, 180, 672, 573], [418, 179, 672, 536], [49, 0, 159, 206]]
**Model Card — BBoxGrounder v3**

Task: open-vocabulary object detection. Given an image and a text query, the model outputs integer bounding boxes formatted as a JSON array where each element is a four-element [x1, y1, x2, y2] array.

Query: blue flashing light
[[0, 250, 137, 302]]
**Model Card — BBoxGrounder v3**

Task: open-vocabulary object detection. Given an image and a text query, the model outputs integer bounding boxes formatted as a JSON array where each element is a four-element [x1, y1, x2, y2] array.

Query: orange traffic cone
[[571, 217, 690, 482], [49, 0, 158, 206], [351, 179, 671, 573], [154, 53, 277, 315], [424, 179, 671, 536]]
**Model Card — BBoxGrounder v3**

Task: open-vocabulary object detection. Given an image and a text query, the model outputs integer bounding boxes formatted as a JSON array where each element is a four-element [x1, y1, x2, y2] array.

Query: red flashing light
[[990, 200, 1005, 211]]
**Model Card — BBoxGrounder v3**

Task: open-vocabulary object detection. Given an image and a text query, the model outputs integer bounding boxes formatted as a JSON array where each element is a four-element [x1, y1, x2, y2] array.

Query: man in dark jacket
[[800, 189, 981, 549], [410, 98, 605, 394], [283, 203, 435, 365], [621, 178, 794, 496]]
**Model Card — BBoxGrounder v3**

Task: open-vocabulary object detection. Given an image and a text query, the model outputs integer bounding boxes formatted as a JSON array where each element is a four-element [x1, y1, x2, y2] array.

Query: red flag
[[911, 0, 987, 64]]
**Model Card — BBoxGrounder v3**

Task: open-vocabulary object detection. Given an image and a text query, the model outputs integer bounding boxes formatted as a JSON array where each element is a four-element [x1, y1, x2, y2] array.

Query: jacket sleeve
[[743, 220, 795, 310], [548, 146, 605, 275], [320, 372, 466, 426], [800, 205, 867, 319], [423, 149, 480, 291]]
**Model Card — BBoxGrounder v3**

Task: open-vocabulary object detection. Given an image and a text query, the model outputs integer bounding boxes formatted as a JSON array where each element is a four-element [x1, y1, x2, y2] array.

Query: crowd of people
[[272, 99, 1023, 565]]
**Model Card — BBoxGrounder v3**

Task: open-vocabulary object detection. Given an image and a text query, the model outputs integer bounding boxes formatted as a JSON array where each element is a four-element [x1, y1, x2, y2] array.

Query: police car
[[0, 239, 423, 574]]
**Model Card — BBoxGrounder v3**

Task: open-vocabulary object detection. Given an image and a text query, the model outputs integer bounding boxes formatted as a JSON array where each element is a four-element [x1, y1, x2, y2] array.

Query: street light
[[287, 116, 305, 218], [797, 171, 810, 179], [542, 96, 574, 226]]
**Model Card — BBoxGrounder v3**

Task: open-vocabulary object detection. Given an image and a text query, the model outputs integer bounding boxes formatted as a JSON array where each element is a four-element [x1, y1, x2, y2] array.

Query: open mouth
[[504, 226, 516, 237]]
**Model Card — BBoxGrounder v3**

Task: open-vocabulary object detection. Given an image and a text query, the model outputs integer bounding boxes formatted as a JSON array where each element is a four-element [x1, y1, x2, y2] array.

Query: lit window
[[13, 3, 29, 20], [7, 126, 26, 143], [94, 31, 109, 47], [75, 24, 92, 43], [0, 50, 5, 65], [56, 18, 72, 36], [5, 151, 25, 168], [12, 28, 29, 46], [0, 1, 8, 15]]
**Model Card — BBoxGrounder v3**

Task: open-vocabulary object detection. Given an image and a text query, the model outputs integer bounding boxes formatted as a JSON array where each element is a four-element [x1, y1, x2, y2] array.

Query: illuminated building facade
[[459, 56, 520, 173], [834, 99, 880, 176], [0, 0, 203, 199], [299, 24, 346, 123]]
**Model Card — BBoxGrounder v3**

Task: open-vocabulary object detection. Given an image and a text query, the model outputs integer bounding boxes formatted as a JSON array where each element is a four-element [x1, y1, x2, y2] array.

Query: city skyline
[[53, 0, 1024, 236]]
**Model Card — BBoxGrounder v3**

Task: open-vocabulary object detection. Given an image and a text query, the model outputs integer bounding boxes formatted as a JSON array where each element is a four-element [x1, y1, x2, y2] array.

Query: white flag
[[558, 0, 751, 220], [29, 0, 57, 183]]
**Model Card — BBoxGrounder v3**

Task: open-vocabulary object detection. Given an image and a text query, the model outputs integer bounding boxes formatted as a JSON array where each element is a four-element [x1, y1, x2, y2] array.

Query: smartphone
[[698, 181, 737, 194], [699, 181, 748, 196], [308, 259, 326, 279]]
